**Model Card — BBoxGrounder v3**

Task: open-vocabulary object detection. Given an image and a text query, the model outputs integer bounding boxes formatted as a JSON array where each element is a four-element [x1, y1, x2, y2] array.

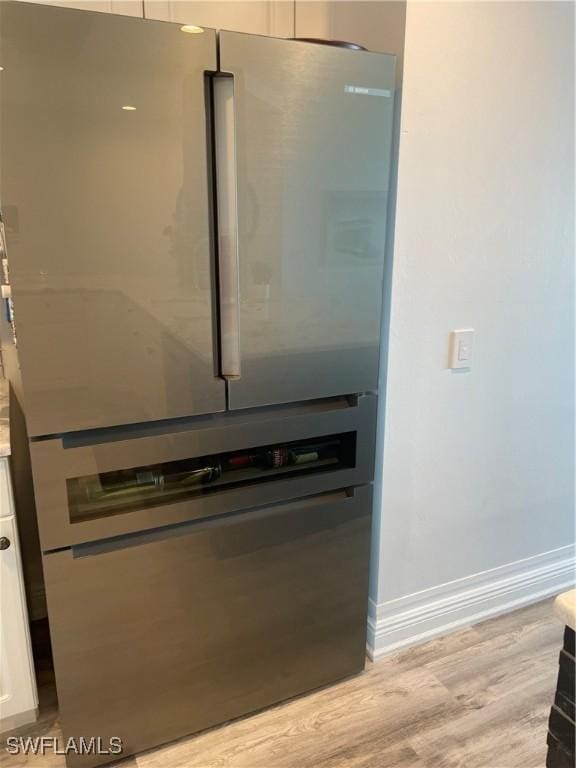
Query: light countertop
[[554, 590, 576, 631]]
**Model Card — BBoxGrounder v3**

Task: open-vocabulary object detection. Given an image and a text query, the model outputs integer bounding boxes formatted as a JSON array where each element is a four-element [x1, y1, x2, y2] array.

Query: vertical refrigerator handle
[[214, 75, 241, 380]]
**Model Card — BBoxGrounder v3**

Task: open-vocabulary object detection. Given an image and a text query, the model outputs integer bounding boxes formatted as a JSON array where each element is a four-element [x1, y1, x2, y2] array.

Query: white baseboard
[[0, 707, 38, 735], [367, 544, 576, 660]]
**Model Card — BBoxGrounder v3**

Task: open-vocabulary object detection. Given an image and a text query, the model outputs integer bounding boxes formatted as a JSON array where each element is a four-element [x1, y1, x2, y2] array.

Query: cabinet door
[[0, 462, 38, 732], [218, 32, 395, 410], [1, 2, 225, 435], [144, 1, 294, 37], [44, 486, 371, 766], [16, 0, 143, 16], [294, 1, 406, 56]]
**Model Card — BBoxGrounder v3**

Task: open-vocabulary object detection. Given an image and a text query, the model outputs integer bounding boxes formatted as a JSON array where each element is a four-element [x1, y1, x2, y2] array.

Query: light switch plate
[[449, 329, 474, 369]]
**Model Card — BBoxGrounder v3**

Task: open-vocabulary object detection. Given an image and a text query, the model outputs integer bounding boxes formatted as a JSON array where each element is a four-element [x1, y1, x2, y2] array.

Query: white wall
[[370, 1, 575, 656]]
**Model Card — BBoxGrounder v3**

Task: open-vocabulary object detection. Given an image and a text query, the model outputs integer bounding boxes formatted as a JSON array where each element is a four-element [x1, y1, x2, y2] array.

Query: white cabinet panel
[[295, 1, 404, 55], [17, 0, 143, 16], [0, 460, 37, 732], [294, 0, 331, 39], [145, 1, 294, 37]]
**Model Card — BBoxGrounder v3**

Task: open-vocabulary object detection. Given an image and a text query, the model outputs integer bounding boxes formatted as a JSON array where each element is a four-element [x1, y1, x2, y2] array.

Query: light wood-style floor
[[1, 599, 562, 768]]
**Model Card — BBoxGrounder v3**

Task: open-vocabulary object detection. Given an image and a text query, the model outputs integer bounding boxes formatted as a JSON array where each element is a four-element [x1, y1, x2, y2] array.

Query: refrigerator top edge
[[217, 27, 397, 64], [3, 2, 396, 60]]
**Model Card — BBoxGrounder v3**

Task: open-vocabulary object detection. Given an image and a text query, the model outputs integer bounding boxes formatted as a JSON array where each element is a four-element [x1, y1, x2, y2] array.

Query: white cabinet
[[144, 1, 294, 37], [294, 1, 405, 55], [0, 458, 38, 733], [16, 0, 143, 16], [16, 0, 296, 34]]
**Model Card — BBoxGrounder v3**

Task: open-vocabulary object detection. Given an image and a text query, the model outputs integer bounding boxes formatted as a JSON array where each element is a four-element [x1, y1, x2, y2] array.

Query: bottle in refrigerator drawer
[[84, 464, 221, 500], [224, 440, 340, 471], [69, 461, 222, 518], [67, 433, 354, 522]]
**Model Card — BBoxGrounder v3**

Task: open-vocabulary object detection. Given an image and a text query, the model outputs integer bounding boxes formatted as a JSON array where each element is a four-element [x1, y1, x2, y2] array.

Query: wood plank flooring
[[0, 599, 562, 768]]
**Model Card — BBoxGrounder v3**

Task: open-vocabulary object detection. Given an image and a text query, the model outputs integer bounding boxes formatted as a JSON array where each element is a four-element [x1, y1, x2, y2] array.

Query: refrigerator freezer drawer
[[31, 394, 377, 551], [44, 485, 372, 767]]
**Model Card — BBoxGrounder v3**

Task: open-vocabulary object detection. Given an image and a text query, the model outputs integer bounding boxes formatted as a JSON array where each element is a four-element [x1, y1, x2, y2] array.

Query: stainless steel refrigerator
[[0, 2, 395, 764]]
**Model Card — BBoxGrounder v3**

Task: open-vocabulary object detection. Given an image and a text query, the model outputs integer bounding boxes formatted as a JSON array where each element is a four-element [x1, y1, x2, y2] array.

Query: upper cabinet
[[16, 1, 298, 36], [16, 0, 143, 16], [144, 1, 294, 37], [294, 1, 405, 56]]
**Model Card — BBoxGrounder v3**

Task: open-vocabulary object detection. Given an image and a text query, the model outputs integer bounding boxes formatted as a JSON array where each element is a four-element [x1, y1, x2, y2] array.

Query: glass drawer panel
[[67, 432, 356, 522]]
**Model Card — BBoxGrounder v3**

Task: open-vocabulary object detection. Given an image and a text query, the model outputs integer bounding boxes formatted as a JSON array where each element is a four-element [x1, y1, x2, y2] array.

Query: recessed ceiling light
[[180, 25, 204, 34], [121, 105, 137, 111], [0, 67, 4, 72]]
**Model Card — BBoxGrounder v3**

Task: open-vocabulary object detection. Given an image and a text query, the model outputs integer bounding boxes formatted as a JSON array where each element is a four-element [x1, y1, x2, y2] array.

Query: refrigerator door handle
[[214, 75, 241, 380]]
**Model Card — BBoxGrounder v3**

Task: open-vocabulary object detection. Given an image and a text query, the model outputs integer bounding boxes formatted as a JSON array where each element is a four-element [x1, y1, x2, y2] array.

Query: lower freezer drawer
[[44, 485, 372, 767]]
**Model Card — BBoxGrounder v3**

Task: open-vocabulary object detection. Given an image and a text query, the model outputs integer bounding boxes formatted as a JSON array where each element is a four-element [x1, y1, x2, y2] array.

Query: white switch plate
[[449, 329, 474, 369]]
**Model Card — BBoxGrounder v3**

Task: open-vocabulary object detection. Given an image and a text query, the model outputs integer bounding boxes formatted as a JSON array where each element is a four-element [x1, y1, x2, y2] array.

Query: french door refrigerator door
[[43, 486, 372, 767], [0, 2, 225, 436], [217, 32, 396, 409]]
